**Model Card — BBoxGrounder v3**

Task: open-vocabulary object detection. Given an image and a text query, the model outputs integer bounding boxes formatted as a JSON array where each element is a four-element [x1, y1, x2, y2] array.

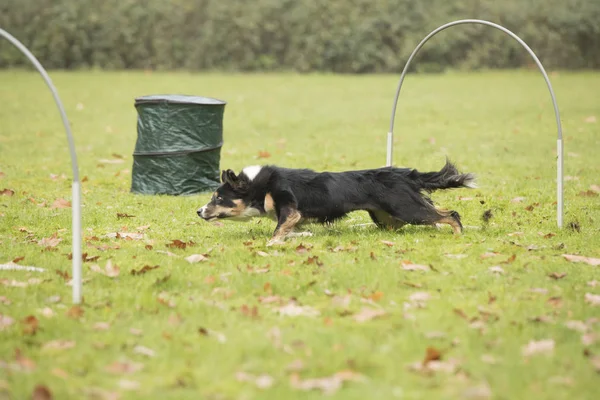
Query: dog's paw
[[266, 238, 286, 247], [287, 231, 313, 238]]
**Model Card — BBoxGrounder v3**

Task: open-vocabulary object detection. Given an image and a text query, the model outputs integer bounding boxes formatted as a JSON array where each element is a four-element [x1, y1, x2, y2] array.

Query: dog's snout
[[197, 207, 204, 217]]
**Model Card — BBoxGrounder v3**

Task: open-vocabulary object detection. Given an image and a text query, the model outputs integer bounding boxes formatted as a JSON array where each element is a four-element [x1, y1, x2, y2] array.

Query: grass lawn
[[1, 70, 599, 399]]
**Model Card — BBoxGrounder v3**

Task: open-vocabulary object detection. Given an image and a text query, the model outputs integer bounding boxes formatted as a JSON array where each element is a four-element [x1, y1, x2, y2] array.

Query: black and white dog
[[197, 160, 476, 246]]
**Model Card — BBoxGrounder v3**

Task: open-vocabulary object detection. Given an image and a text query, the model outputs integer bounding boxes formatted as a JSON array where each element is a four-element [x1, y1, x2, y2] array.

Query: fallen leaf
[[462, 383, 492, 399], [564, 320, 588, 333], [578, 190, 599, 197], [255, 251, 269, 257], [66, 306, 84, 319], [289, 370, 364, 395], [50, 198, 71, 209], [42, 340, 75, 351], [381, 240, 394, 247], [547, 296, 563, 308], [90, 260, 120, 277], [511, 197, 526, 203], [529, 288, 549, 294], [157, 292, 176, 308], [93, 322, 111, 331], [582, 333, 598, 346], [522, 339, 555, 357], [38, 235, 62, 248], [481, 354, 498, 365], [130, 265, 159, 275], [454, 308, 469, 320], [445, 253, 467, 259], [507, 232, 524, 237], [401, 262, 430, 271], [0, 314, 15, 331], [14, 349, 36, 372], [304, 256, 323, 266], [40, 307, 55, 318], [185, 254, 208, 263], [51, 368, 70, 379], [12, 256, 25, 263], [588, 280, 599, 287], [562, 254, 600, 266], [0, 296, 10, 305], [295, 244, 310, 254], [98, 158, 124, 164], [590, 184, 600, 194], [31, 384, 52, 400], [22, 315, 39, 335], [548, 272, 567, 280], [156, 250, 177, 257], [353, 307, 386, 323], [133, 345, 155, 358], [118, 379, 140, 391], [129, 328, 143, 336], [408, 358, 460, 374], [277, 302, 320, 317], [584, 115, 597, 123], [236, 371, 274, 389], [55, 269, 70, 282], [422, 346, 442, 366], [105, 360, 144, 374], [500, 254, 516, 264], [105, 232, 143, 240], [1, 188, 15, 196], [409, 292, 431, 308], [488, 266, 505, 274], [116, 213, 135, 219], [257, 151, 271, 159], [585, 293, 600, 306]]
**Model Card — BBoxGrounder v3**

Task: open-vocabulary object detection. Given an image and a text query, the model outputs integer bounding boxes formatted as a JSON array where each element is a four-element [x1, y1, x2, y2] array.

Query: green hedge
[[1, 0, 599, 72]]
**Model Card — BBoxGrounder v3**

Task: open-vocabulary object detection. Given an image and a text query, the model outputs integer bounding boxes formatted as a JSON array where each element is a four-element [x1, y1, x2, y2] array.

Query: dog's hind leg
[[368, 210, 406, 230], [267, 207, 302, 246]]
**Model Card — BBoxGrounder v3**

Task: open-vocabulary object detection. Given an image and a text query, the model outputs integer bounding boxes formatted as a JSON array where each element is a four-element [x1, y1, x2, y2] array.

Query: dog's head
[[197, 169, 259, 221]]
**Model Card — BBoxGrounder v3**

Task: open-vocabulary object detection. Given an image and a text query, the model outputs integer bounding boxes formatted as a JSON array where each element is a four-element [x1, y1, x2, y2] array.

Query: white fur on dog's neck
[[241, 165, 262, 181]]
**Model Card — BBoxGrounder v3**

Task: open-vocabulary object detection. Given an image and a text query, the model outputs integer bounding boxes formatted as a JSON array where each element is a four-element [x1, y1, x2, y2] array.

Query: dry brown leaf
[[454, 308, 469, 320], [590, 184, 600, 193], [381, 240, 394, 247], [106, 232, 143, 240], [289, 370, 364, 395], [130, 265, 159, 275], [51, 368, 70, 379], [522, 339, 555, 357], [585, 293, 600, 306], [422, 346, 442, 366], [257, 151, 271, 159], [118, 379, 140, 391], [22, 315, 39, 335], [38, 235, 62, 248], [582, 333, 598, 346], [1, 188, 15, 196], [353, 307, 386, 323], [42, 340, 75, 351], [105, 360, 144, 374], [51, 198, 71, 209], [235, 371, 274, 389], [562, 254, 600, 266], [116, 212, 135, 219], [295, 243, 310, 254], [90, 260, 120, 277], [564, 320, 588, 333], [584, 115, 597, 123], [31, 384, 52, 400], [66, 306, 84, 320], [548, 272, 567, 280], [0, 314, 15, 331], [408, 358, 460, 374], [255, 251, 270, 257]]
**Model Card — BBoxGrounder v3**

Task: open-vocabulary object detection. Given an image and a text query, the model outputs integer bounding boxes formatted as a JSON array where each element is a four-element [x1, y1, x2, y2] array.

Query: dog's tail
[[416, 158, 476, 192]]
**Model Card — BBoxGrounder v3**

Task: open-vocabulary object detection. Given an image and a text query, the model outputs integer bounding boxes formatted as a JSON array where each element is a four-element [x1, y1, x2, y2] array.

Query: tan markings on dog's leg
[[436, 215, 462, 235], [268, 210, 302, 246], [264, 193, 274, 212]]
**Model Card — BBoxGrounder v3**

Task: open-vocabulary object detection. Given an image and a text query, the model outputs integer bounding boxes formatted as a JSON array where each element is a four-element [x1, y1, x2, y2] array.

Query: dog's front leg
[[267, 206, 302, 246]]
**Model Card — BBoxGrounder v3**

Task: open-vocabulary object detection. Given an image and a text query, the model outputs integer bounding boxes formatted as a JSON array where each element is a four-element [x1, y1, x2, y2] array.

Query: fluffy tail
[[416, 159, 476, 192]]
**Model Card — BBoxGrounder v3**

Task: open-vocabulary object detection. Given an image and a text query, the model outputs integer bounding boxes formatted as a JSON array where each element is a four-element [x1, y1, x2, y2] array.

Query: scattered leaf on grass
[[157, 292, 176, 308], [93, 322, 111, 331], [116, 213, 135, 219], [66, 306, 84, 319], [38, 235, 62, 248], [277, 302, 320, 317], [42, 340, 75, 351], [90, 260, 120, 277], [0, 314, 15, 331], [236, 371, 274, 389], [408, 292, 431, 308], [12, 256, 25, 263], [167, 239, 192, 249], [564, 320, 588, 333], [31, 384, 52, 400], [106, 232, 143, 240], [489, 266, 504, 274], [562, 254, 600, 266], [289, 370, 365, 395], [500, 254, 516, 264], [118, 379, 140, 391], [353, 307, 386, 323], [381, 240, 394, 247], [50, 198, 71, 209], [582, 333, 598, 346], [548, 272, 567, 280], [129, 328, 143, 336], [401, 261, 430, 271], [255, 251, 269, 257], [422, 347, 442, 366], [185, 254, 208, 263], [131, 265, 159, 275], [1, 188, 15, 196], [522, 339, 555, 357], [590, 184, 600, 193], [105, 360, 144, 374], [578, 190, 599, 197], [0, 296, 10, 305], [257, 151, 271, 159], [22, 315, 39, 335], [547, 297, 563, 308], [588, 280, 599, 287], [133, 345, 155, 358], [454, 308, 469, 320], [55, 269, 70, 282], [584, 115, 597, 123], [51, 368, 70, 379], [585, 293, 600, 306], [40, 308, 55, 318], [295, 244, 310, 254], [462, 383, 492, 399]]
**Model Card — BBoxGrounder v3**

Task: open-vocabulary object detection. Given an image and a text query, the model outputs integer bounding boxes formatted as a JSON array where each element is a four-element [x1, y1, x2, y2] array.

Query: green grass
[[1, 70, 599, 400]]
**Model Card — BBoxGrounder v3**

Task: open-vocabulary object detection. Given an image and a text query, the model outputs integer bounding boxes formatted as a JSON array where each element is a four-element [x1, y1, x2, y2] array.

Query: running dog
[[197, 159, 476, 246]]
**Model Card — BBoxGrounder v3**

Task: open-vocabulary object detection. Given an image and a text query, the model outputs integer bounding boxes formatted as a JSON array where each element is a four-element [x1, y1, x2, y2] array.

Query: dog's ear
[[221, 169, 238, 185]]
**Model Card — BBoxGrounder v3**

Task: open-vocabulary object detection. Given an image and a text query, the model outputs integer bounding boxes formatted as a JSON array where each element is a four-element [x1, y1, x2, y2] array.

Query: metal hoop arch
[[386, 19, 564, 228], [0, 28, 83, 302]]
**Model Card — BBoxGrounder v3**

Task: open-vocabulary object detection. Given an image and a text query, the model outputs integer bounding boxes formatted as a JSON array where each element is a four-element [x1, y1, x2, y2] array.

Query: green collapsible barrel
[[131, 94, 226, 195]]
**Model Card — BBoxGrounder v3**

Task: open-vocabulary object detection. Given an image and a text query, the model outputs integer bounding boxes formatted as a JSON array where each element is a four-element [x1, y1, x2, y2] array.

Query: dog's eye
[[216, 196, 223, 202]]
